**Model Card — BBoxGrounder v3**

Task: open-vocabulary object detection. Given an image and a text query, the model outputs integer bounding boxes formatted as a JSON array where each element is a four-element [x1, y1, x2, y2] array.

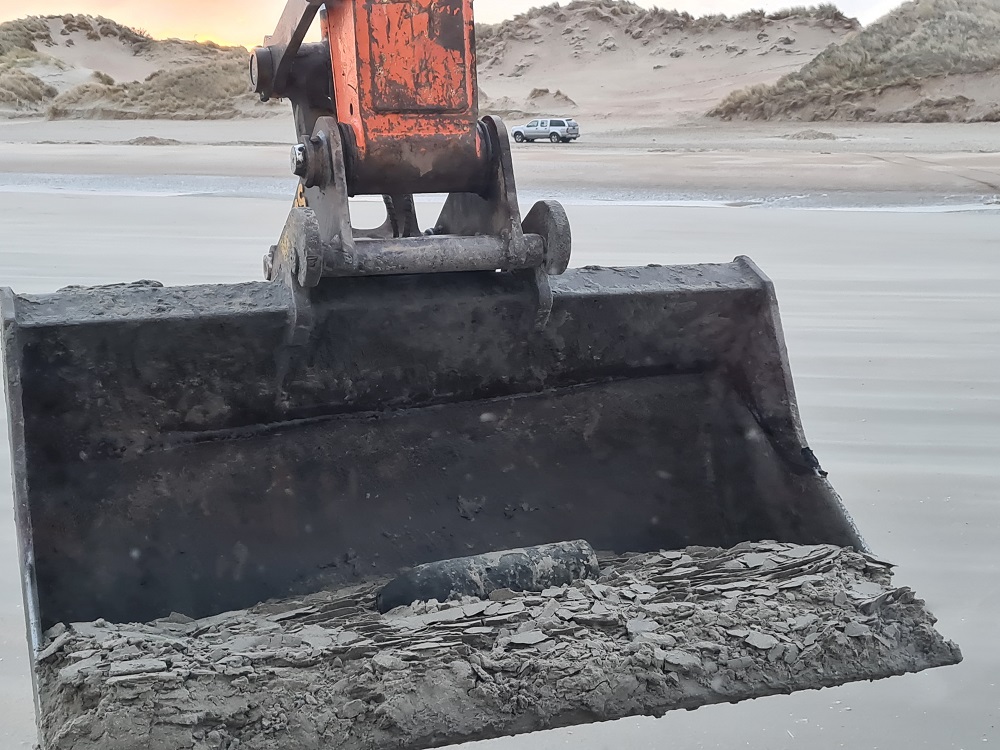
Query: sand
[[477, 4, 860, 125], [34, 544, 959, 750], [2, 5, 859, 124], [712, 0, 1000, 123], [0, 117, 998, 748], [7, 1, 999, 127], [0, 15, 271, 120], [2, 118, 1000, 205]]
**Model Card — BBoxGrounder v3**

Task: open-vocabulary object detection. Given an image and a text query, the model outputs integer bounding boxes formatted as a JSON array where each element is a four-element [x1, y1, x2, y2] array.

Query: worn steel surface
[[2, 258, 864, 640], [270, 116, 569, 286], [375, 540, 601, 613], [253, 0, 486, 196], [251, 0, 325, 101], [325, 0, 484, 197], [328, 234, 546, 276], [253, 2, 566, 285]]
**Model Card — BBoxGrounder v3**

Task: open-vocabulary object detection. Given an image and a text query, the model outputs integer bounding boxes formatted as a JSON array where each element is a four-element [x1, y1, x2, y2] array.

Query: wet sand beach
[[0, 120, 997, 748]]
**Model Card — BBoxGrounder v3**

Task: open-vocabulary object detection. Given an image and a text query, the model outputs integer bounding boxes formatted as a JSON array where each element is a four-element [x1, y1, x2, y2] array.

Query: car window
[[540, 121, 548, 127], [526, 120, 538, 127], [551, 120, 565, 127]]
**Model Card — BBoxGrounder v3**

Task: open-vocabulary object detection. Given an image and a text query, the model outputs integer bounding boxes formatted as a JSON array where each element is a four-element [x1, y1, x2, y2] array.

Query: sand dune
[[3, 1, 996, 127], [477, 1, 860, 125], [0, 14, 278, 120], [1, 3, 859, 125], [711, 0, 1000, 122]]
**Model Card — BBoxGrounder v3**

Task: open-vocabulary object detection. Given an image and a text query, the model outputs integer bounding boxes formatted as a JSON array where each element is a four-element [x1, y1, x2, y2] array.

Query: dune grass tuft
[[0, 68, 58, 108], [48, 52, 279, 119], [710, 0, 1000, 121]]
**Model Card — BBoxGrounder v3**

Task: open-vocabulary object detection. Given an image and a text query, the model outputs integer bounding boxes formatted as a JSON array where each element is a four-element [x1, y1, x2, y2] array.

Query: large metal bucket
[[2, 256, 866, 647]]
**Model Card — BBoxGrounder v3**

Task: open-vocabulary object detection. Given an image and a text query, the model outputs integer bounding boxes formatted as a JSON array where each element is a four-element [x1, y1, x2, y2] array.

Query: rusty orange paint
[[322, 0, 479, 158], [368, 1, 468, 113]]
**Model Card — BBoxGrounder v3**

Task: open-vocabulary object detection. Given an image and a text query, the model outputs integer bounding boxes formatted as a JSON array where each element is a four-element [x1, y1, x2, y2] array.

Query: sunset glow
[[1, 0, 894, 49]]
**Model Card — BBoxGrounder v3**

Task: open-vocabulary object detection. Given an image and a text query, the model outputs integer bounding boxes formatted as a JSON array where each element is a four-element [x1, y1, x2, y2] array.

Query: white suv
[[511, 117, 580, 144]]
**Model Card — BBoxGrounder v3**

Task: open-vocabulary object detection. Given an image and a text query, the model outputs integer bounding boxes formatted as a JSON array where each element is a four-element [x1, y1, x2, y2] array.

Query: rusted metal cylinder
[[376, 540, 601, 614], [325, 235, 545, 277], [343, 130, 492, 197]]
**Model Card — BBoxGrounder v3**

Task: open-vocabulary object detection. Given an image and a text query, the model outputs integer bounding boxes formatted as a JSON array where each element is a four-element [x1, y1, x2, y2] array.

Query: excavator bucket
[[2, 259, 962, 748], [3, 257, 959, 625], [2, 256, 864, 631]]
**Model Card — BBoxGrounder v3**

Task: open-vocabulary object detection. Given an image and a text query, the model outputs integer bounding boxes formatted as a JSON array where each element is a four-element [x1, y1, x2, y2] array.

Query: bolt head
[[249, 52, 259, 86], [249, 46, 273, 96], [290, 144, 308, 178]]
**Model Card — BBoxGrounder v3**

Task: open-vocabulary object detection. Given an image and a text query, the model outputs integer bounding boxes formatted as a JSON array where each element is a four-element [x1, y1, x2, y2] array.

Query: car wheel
[[561, 137, 571, 143], [513, 132, 525, 143], [550, 132, 561, 143]]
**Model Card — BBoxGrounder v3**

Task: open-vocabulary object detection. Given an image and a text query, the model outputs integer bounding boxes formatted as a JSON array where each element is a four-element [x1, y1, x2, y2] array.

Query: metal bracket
[[266, 111, 572, 340], [250, 0, 325, 101], [270, 116, 571, 287]]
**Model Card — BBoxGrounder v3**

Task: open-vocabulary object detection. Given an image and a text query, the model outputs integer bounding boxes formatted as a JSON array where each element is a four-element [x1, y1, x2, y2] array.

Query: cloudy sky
[[4, 1, 902, 48]]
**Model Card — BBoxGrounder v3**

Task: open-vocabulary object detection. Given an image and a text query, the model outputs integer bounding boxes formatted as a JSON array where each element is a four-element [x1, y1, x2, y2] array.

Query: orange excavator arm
[[248, 0, 569, 290]]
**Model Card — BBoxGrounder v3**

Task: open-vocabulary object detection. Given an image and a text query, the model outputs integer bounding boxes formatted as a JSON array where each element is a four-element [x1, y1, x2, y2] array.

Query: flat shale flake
[[778, 575, 826, 590], [627, 618, 660, 636], [655, 566, 699, 579], [635, 632, 678, 648], [844, 621, 873, 638], [108, 659, 168, 677], [739, 553, 770, 568], [509, 631, 549, 646], [851, 582, 885, 598], [781, 545, 828, 559], [497, 601, 526, 616], [462, 602, 491, 618], [335, 630, 363, 645], [268, 606, 319, 622], [585, 582, 608, 598], [536, 600, 561, 619], [372, 654, 407, 671], [572, 613, 618, 627], [745, 631, 780, 650], [37, 633, 72, 662], [662, 650, 702, 671], [405, 641, 462, 652], [791, 614, 820, 631], [106, 671, 182, 687], [861, 553, 896, 568]]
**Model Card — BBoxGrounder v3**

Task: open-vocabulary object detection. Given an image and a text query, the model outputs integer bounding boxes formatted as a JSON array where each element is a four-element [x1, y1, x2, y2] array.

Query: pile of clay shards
[[34, 542, 961, 750]]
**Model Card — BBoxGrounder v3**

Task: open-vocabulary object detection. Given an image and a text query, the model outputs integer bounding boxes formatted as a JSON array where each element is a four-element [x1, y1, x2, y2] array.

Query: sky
[[2, 0, 903, 49]]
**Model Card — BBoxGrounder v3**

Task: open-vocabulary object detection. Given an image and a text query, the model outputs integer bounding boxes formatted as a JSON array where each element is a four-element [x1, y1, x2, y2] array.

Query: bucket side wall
[[2, 261, 865, 632]]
